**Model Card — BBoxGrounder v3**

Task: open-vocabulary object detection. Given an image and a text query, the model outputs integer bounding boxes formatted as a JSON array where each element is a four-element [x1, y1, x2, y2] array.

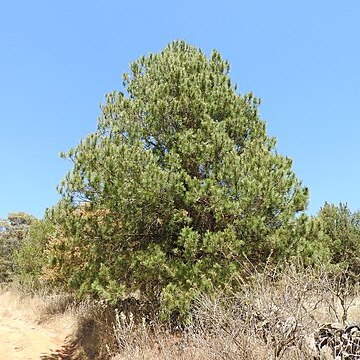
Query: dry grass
[[3, 264, 360, 359], [108, 265, 360, 360], [0, 283, 77, 336], [0, 283, 117, 359]]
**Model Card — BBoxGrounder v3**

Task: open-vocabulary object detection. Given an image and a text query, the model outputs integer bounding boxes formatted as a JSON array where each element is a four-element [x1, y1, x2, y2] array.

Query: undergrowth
[[2, 263, 360, 360]]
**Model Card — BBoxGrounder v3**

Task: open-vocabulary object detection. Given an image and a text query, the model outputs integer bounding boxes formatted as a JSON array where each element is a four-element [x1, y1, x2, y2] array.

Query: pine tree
[[50, 41, 308, 320], [0, 212, 35, 281], [318, 202, 360, 271]]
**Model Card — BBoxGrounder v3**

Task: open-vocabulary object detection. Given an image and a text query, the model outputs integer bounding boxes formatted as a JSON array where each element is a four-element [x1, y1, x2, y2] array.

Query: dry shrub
[[318, 269, 360, 326], [0, 282, 76, 326], [109, 263, 360, 360], [106, 264, 321, 359], [111, 315, 176, 360], [0, 283, 78, 358], [75, 264, 360, 359], [36, 293, 76, 320], [4, 262, 360, 359], [186, 263, 322, 360], [47, 298, 118, 360], [0, 283, 113, 359]]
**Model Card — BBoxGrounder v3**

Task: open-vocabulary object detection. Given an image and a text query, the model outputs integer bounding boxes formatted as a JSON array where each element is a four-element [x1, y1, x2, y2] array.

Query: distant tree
[[50, 40, 308, 320], [270, 213, 330, 266], [14, 218, 54, 288], [0, 212, 35, 281], [318, 202, 360, 271]]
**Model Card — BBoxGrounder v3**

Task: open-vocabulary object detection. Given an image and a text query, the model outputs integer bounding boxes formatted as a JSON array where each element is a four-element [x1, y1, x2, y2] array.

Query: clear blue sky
[[1, 0, 359, 219]]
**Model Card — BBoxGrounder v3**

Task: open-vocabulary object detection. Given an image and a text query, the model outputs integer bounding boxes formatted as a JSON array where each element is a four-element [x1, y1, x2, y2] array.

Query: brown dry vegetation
[[2, 264, 360, 360], [0, 286, 76, 359], [109, 264, 360, 360]]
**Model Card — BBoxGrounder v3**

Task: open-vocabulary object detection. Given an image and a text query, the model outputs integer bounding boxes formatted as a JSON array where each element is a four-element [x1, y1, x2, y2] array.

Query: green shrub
[[270, 214, 331, 266], [14, 218, 54, 289], [0, 212, 35, 282], [318, 202, 360, 274]]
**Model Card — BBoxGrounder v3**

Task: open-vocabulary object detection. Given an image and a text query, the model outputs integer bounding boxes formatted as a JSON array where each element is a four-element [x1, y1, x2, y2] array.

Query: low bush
[[0, 212, 35, 282], [13, 218, 54, 290], [107, 263, 360, 360]]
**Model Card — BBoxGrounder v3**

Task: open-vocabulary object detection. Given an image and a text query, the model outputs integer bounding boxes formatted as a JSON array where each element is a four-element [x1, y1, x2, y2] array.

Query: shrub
[[0, 212, 35, 282], [13, 218, 54, 289], [318, 202, 360, 273]]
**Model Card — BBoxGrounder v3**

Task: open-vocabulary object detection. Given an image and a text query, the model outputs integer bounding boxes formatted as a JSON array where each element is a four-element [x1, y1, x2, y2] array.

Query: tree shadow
[[40, 339, 80, 360]]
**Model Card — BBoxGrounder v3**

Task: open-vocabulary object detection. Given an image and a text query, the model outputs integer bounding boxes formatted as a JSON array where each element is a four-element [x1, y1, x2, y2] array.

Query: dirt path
[[0, 292, 76, 359]]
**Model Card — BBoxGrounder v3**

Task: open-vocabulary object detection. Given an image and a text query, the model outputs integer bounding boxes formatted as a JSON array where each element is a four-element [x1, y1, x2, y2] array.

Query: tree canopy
[[49, 40, 309, 320]]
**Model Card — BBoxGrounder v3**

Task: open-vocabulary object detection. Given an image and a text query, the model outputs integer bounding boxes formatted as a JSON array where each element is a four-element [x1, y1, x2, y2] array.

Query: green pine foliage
[[48, 41, 309, 321], [318, 202, 360, 272], [0, 212, 36, 281], [270, 214, 330, 266], [13, 218, 54, 289]]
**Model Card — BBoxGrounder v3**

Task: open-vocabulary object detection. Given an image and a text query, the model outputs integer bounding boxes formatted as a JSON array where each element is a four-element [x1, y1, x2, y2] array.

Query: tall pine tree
[[49, 41, 308, 320]]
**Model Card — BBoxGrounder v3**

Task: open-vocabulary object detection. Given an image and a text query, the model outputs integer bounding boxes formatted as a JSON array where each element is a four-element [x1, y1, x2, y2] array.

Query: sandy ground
[[0, 291, 75, 360]]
